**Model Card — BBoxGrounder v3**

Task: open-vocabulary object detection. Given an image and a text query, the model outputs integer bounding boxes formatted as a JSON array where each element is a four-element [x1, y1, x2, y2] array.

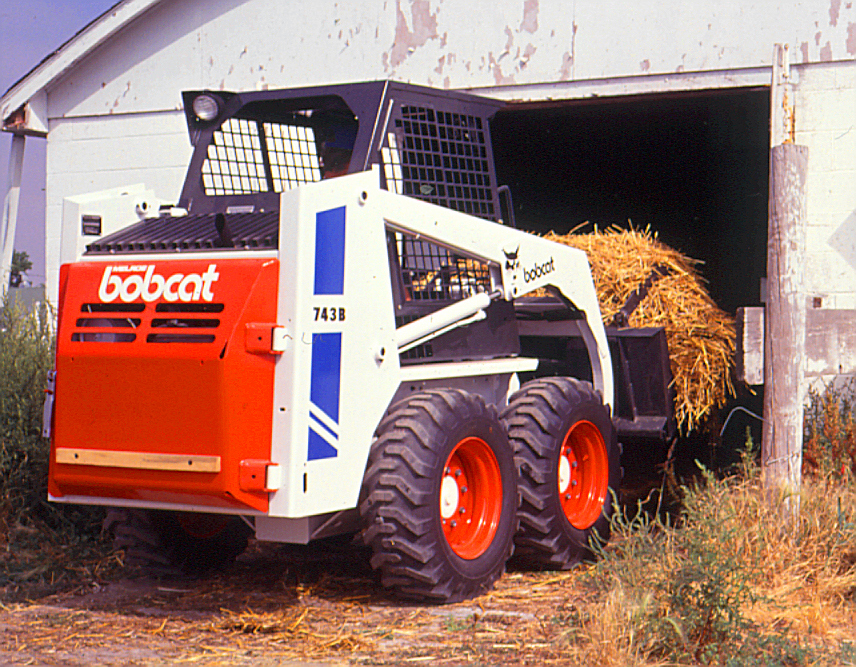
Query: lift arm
[[371, 181, 614, 409]]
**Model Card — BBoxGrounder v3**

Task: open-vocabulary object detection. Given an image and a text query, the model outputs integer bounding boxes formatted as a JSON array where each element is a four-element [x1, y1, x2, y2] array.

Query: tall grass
[[0, 300, 55, 533], [572, 444, 856, 666], [0, 300, 105, 592]]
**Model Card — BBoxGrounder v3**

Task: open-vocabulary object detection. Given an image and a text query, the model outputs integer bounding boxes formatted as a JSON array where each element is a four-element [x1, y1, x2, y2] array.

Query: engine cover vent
[[84, 212, 279, 255]]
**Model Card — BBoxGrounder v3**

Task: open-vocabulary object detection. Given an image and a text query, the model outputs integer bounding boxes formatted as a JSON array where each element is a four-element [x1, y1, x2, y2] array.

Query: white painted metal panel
[[270, 170, 400, 518], [45, 168, 188, 303], [60, 184, 161, 265]]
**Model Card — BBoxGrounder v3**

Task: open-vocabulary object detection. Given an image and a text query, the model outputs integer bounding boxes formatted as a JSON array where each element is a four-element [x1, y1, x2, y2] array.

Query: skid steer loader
[[45, 81, 675, 602]]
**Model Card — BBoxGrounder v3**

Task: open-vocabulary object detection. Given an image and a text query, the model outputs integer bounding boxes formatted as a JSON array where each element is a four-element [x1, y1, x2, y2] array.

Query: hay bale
[[543, 226, 736, 433]]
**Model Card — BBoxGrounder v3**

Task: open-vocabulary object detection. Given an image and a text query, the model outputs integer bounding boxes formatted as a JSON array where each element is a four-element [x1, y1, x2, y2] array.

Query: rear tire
[[501, 377, 620, 568], [104, 508, 252, 576], [360, 389, 518, 602]]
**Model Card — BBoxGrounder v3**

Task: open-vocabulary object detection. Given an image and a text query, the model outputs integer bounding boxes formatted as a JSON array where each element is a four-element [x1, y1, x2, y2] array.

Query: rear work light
[[192, 94, 220, 122]]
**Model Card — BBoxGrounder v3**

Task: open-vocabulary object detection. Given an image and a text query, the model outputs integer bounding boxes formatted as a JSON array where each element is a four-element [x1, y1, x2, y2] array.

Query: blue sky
[[0, 0, 119, 284]]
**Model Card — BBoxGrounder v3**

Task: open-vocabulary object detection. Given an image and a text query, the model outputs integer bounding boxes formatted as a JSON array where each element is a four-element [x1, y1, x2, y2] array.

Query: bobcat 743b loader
[[45, 81, 675, 602]]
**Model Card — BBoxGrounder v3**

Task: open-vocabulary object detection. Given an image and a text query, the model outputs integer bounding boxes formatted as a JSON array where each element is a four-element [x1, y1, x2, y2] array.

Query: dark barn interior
[[491, 88, 770, 315], [491, 88, 771, 461]]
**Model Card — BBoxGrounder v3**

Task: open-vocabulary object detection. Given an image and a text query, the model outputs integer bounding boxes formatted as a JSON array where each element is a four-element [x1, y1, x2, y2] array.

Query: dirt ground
[[0, 538, 596, 666]]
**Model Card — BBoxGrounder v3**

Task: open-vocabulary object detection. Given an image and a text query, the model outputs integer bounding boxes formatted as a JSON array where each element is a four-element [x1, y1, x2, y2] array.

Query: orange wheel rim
[[440, 437, 503, 560], [557, 421, 609, 529]]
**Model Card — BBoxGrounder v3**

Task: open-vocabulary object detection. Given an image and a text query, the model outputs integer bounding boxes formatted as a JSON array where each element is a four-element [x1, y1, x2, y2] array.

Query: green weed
[[0, 300, 107, 594], [804, 381, 856, 480], [581, 442, 856, 666], [0, 300, 55, 527]]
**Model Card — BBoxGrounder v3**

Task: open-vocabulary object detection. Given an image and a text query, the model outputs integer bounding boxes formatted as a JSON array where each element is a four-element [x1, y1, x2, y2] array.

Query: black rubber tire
[[501, 377, 621, 569], [104, 508, 253, 577], [359, 389, 518, 603]]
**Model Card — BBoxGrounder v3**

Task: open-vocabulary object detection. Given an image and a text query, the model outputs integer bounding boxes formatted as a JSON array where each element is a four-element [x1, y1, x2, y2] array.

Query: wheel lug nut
[[565, 494, 571, 500], [451, 520, 457, 528], [571, 480, 578, 487], [461, 486, 468, 493], [459, 507, 466, 514], [455, 469, 462, 477], [445, 467, 451, 475], [572, 461, 578, 468]]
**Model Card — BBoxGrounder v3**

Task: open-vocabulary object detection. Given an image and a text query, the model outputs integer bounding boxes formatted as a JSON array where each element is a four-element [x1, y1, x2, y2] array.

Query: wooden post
[[0, 133, 26, 300], [769, 44, 794, 146], [762, 142, 808, 515]]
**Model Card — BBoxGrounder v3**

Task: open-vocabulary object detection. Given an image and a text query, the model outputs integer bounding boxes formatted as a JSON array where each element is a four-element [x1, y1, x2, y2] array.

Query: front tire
[[501, 377, 620, 568], [360, 389, 518, 602]]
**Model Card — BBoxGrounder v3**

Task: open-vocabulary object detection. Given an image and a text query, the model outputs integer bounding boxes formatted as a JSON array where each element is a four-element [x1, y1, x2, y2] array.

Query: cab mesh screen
[[394, 230, 491, 302], [382, 106, 496, 220], [201, 118, 267, 195], [201, 118, 321, 196]]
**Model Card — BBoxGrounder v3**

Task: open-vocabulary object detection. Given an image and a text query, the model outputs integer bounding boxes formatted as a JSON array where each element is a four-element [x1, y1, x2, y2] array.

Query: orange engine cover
[[49, 257, 280, 512]]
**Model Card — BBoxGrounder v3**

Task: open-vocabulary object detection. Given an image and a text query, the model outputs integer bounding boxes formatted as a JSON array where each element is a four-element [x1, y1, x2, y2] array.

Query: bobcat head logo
[[503, 246, 520, 271]]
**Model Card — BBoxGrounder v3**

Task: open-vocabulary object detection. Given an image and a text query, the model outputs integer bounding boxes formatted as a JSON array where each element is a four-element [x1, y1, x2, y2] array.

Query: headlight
[[192, 94, 220, 122]]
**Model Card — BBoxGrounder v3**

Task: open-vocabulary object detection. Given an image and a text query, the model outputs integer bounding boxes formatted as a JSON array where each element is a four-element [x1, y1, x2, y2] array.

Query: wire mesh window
[[394, 232, 492, 302], [264, 123, 322, 191], [381, 134, 404, 195], [201, 119, 322, 196], [201, 118, 268, 196], [381, 106, 496, 220]]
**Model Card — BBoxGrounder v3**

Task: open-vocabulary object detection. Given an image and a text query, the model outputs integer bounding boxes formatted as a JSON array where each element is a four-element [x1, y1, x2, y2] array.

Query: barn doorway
[[490, 87, 770, 314]]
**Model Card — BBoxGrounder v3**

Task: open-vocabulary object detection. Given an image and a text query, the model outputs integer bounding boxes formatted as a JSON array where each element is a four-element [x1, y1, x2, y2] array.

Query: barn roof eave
[[0, 0, 168, 131]]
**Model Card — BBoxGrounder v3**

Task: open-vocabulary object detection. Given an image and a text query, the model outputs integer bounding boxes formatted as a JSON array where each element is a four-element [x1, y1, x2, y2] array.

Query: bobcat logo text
[[523, 257, 556, 283], [98, 265, 220, 303]]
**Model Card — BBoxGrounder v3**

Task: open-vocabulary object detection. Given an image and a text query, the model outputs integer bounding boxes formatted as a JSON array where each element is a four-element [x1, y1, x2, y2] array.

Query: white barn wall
[[44, 112, 190, 297], [35, 0, 856, 301], [45, 0, 856, 117], [794, 61, 856, 310], [783, 59, 856, 385]]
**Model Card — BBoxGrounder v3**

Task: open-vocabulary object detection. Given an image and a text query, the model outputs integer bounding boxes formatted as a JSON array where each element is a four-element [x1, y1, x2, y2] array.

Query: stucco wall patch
[[520, 0, 538, 34], [558, 51, 573, 81], [830, 0, 842, 27], [386, 0, 439, 69]]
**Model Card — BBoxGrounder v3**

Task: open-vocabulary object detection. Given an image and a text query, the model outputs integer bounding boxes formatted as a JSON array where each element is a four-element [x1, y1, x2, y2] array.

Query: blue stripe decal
[[313, 206, 346, 295], [308, 332, 341, 460], [308, 428, 338, 461], [309, 410, 337, 440]]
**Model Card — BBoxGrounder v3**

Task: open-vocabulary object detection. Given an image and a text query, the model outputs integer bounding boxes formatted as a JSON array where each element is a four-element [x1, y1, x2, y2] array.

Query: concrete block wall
[[794, 61, 856, 311], [793, 61, 856, 389]]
